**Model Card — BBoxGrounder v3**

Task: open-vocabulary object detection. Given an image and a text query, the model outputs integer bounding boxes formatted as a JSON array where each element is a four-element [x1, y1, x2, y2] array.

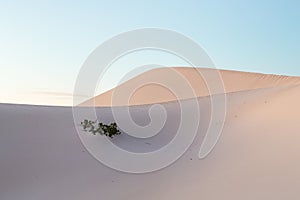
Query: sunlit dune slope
[[81, 67, 300, 106]]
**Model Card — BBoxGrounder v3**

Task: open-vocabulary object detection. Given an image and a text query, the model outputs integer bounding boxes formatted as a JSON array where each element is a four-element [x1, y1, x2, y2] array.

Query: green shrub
[[80, 119, 121, 138]]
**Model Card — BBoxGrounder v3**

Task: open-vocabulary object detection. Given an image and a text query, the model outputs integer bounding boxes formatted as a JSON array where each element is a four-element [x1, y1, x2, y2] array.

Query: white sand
[[81, 67, 300, 106], [1, 68, 300, 199]]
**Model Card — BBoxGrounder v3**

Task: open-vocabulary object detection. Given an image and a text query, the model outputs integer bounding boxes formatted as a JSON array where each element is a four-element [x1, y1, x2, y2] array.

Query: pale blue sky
[[0, 0, 299, 105]]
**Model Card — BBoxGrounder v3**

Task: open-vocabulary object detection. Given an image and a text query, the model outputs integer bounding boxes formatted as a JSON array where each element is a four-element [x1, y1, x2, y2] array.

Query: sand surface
[[1, 68, 300, 199], [81, 67, 300, 106]]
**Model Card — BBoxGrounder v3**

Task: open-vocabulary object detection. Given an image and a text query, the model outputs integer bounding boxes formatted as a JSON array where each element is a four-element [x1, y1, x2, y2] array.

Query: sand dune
[[1, 69, 300, 199], [81, 67, 300, 106]]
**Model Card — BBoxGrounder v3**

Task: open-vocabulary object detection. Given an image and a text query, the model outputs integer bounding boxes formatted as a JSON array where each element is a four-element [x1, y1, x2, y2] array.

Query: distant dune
[[81, 67, 300, 106], [1, 68, 300, 199]]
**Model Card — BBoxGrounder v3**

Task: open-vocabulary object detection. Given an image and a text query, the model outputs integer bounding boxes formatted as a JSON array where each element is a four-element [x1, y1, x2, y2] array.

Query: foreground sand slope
[[81, 67, 300, 106], [1, 79, 300, 199]]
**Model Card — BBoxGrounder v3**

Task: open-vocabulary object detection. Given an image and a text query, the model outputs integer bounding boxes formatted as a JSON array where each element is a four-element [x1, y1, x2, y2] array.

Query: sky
[[0, 0, 299, 105]]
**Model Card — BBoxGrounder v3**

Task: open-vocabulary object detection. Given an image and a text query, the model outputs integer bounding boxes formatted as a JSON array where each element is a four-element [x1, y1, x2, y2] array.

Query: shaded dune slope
[[1, 83, 300, 199]]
